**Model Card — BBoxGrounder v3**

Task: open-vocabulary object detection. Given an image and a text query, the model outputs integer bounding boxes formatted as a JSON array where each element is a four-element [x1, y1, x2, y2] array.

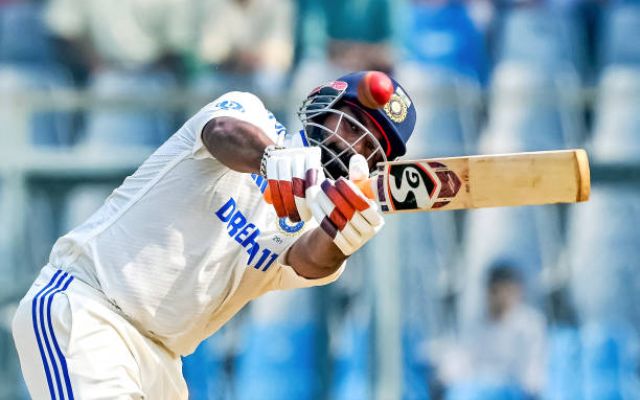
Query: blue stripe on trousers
[[39, 272, 69, 399], [31, 269, 64, 399], [44, 275, 75, 400]]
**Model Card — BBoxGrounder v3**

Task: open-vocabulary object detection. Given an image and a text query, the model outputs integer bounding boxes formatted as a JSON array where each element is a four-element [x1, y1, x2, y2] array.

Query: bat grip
[[263, 178, 375, 204]]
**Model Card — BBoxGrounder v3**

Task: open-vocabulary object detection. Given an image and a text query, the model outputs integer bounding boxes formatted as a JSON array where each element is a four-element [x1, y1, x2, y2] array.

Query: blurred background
[[0, 0, 639, 399]]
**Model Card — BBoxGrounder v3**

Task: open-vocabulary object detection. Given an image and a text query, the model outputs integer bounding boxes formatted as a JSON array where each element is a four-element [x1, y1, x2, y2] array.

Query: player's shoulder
[[204, 91, 267, 115]]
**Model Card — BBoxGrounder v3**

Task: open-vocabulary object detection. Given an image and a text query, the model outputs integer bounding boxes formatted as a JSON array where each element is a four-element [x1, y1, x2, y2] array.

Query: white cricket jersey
[[48, 91, 343, 356]]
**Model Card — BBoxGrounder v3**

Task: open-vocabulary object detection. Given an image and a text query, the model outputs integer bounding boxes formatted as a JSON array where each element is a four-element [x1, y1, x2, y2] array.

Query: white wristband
[[260, 144, 284, 176]]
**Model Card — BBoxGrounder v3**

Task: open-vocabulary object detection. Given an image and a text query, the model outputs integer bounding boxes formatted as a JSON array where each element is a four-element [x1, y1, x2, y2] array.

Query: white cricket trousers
[[12, 264, 188, 399]]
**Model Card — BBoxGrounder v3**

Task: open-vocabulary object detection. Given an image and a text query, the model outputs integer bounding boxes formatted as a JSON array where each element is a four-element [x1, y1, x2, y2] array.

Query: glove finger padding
[[309, 178, 385, 256], [266, 159, 287, 218], [335, 178, 383, 226], [343, 153, 382, 226], [276, 157, 297, 219], [348, 153, 370, 182], [291, 154, 308, 221], [309, 191, 353, 256], [301, 149, 324, 220], [266, 147, 321, 222]]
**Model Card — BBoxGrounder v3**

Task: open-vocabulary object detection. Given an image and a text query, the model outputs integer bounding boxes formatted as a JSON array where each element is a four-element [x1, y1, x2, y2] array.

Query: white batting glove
[[308, 154, 385, 256], [265, 147, 324, 222]]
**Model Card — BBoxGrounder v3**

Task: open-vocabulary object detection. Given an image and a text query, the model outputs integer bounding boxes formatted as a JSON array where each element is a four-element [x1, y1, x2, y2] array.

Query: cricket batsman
[[12, 70, 416, 399]]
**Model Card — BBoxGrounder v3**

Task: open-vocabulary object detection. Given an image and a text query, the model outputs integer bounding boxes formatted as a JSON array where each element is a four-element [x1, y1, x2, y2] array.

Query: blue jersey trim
[[298, 130, 310, 147], [250, 174, 268, 194]]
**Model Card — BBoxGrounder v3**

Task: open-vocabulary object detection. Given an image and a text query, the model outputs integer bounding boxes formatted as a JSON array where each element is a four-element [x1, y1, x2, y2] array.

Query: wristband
[[260, 144, 285, 176]]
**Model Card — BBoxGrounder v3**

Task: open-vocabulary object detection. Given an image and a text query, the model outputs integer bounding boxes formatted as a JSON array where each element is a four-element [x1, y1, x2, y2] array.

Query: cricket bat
[[360, 149, 590, 213], [264, 149, 590, 213]]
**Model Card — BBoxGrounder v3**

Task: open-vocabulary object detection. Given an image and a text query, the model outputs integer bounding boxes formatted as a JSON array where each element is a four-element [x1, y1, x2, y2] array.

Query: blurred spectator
[[44, 0, 191, 76], [400, 0, 489, 84], [590, 66, 640, 161], [395, 63, 482, 158], [481, 61, 583, 153], [296, 0, 396, 73], [493, 2, 584, 78], [0, 64, 76, 147], [194, 0, 294, 95], [289, 0, 395, 130], [433, 264, 547, 399], [464, 0, 496, 34], [296, 0, 394, 72], [557, 0, 607, 83], [0, 0, 77, 147], [43, 0, 192, 148], [600, 2, 640, 69], [0, 0, 59, 65]]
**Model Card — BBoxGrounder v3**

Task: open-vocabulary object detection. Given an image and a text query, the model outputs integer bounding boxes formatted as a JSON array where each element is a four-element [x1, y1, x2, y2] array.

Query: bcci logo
[[278, 218, 305, 235], [384, 94, 408, 123]]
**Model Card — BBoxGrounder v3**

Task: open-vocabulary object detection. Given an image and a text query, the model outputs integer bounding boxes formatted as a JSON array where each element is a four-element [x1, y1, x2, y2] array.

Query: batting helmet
[[298, 71, 417, 179]]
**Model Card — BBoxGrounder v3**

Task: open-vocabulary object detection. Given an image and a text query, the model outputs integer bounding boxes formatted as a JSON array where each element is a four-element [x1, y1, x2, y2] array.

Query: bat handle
[[262, 178, 375, 204]]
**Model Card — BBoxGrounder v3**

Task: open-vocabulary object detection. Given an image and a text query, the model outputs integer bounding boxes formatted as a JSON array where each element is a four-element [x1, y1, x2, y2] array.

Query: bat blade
[[369, 149, 590, 213]]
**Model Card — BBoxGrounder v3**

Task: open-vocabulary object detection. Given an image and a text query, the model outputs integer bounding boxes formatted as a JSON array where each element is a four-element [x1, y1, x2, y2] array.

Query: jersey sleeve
[[270, 252, 345, 290], [190, 91, 277, 160]]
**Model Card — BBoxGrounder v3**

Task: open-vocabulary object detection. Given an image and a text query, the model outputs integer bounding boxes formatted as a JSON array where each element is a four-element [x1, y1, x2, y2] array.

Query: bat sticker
[[385, 162, 461, 211], [388, 163, 436, 210]]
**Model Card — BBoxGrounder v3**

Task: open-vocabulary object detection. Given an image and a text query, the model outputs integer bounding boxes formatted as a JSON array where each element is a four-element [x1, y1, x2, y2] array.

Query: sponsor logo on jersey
[[213, 100, 245, 112], [215, 197, 279, 272]]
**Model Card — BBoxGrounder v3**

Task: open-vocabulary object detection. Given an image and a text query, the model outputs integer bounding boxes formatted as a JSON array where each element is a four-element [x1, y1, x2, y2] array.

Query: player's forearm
[[285, 228, 347, 279], [201, 117, 274, 173]]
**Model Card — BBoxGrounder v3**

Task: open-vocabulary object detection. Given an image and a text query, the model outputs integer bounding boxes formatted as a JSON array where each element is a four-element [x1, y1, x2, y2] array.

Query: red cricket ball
[[357, 71, 394, 109]]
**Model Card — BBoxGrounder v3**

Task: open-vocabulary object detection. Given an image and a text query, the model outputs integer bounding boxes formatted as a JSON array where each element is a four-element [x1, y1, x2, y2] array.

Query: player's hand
[[308, 154, 384, 256], [265, 147, 323, 222]]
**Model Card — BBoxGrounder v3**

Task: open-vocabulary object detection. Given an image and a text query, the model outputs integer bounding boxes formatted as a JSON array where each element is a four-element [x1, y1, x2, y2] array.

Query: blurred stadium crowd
[[0, 0, 639, 399]]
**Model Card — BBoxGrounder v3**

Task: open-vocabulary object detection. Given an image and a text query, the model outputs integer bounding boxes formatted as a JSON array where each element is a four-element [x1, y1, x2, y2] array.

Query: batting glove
[[264, 146, 324, 222], [308, 154, 385, 256]]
